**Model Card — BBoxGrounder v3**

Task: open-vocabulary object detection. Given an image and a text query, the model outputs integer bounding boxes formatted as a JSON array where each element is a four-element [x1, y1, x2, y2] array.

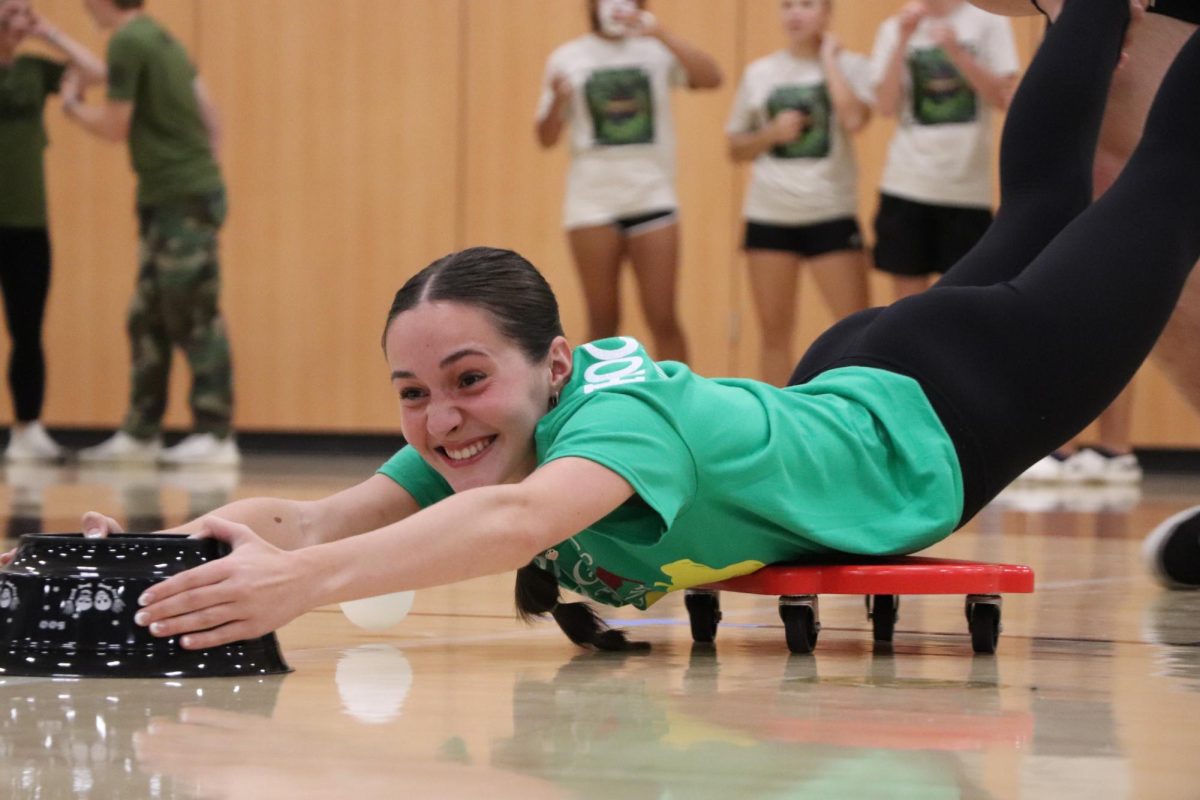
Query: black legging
[[0, 227, 51, 422], [791, 0, 1200, 525]]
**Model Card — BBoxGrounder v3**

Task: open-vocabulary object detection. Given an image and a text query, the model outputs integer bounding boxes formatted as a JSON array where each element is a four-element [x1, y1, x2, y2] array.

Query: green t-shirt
[[0, 56, 65, 227], [379, 338, 963, 609], [107, 15, 222, 205]]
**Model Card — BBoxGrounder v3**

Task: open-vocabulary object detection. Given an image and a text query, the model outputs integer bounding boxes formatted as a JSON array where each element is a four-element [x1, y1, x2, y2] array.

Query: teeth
[[445, 439, 490, 461]]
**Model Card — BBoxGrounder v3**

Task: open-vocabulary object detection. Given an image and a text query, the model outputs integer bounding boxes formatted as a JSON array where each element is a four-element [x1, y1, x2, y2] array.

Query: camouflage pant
[[122, 190, 233, 439]]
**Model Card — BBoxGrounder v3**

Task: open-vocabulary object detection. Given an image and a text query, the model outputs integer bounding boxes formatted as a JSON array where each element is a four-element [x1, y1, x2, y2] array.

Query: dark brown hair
[[384, 247, 646, 651]]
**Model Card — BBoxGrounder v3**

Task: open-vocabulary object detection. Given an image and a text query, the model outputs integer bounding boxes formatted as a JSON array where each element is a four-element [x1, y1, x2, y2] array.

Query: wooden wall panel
[[194, 0, 461, 431], [1, 1, 1196, 446], [461, 0, 741, 379]]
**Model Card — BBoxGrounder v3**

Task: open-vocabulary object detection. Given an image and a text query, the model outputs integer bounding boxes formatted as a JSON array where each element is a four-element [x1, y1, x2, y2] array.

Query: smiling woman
[[20, 0, 1200, 655]]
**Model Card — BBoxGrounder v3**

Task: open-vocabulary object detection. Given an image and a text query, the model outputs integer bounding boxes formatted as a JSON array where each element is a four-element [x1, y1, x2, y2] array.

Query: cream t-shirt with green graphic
[[869, 4, 1018, 208], [536, 34, 688, 229], [379, 338, 963, 610], [727, 49, 874, 226]]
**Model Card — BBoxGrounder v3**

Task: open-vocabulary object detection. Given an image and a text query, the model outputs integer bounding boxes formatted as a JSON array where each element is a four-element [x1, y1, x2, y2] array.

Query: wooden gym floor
[[2, 454, 1199, 799]]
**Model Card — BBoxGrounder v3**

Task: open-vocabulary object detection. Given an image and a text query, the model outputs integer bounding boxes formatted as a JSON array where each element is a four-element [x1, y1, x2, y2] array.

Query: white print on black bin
[[0, 579, 19, 612], [60, 582, 127, 619], [580, 337, 667, 395]]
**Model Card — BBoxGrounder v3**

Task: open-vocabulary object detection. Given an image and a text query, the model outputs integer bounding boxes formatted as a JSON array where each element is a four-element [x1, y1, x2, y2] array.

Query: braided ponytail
[[515, 563, 649, 651]]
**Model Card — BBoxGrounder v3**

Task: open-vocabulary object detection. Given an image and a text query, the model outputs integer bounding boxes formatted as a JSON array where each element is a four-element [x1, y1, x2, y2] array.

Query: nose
[[426, 398, 464, 439]]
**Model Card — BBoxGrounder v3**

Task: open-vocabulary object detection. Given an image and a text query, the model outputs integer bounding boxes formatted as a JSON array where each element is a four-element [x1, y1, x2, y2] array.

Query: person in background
[[726, 0, 873, 386], [0, 0, 103, 462], [535, 0, 722, 363], [65, 0, 238, 467], [870, 0, 1019, 301]]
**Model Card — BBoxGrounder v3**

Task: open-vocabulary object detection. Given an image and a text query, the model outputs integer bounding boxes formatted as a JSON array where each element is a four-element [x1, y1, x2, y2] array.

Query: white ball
[[339, 591, 415, 630]]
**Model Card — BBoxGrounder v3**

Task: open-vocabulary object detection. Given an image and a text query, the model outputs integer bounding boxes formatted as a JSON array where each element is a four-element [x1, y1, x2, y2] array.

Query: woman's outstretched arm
[[131, 457, 635, 650]]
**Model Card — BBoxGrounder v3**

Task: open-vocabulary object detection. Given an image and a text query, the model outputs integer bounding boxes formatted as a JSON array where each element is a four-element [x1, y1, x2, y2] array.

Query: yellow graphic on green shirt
[[654, 559, 767, 594]]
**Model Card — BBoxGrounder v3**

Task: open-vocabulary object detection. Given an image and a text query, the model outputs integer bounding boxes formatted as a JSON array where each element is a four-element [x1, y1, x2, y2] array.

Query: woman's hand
[[0, 511, 123, 565], [82, 510, 124, 538], [768, 109, 805, 145], [134, 516, 312, 650]]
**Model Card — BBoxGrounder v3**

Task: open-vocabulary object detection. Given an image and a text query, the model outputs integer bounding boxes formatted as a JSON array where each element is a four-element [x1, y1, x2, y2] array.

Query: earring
[[549, 392, 560, 410]]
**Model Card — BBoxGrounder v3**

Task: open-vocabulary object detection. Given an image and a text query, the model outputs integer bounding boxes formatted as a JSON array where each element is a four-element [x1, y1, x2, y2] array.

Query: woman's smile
[[437, 435, 498, 466]]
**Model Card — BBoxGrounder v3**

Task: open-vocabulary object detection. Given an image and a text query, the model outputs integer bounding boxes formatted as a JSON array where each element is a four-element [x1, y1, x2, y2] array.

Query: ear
[[547, 336, 573, 391]]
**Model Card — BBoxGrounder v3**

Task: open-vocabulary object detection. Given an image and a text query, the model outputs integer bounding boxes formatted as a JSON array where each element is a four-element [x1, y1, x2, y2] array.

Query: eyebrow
[[391, 348, 489, 380]]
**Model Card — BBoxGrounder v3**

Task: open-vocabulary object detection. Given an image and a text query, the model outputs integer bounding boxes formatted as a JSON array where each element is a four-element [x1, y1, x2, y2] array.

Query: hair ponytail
[[515, 563, 649, 652]]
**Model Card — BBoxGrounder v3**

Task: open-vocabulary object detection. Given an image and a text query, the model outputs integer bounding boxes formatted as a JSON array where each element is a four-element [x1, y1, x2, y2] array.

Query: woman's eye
[[399, 387, 426, 401], [459, 372, 486, 388]]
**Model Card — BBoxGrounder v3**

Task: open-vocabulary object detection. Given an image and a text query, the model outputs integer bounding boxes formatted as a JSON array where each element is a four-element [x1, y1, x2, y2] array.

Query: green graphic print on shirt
[[585, 67, 655, 146], [766, 83, 832, 160], [908, 47, 977, 126]]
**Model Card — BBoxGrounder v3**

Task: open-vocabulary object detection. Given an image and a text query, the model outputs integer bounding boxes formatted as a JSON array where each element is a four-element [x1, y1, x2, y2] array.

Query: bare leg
[[745, 249, 802, 386], [567, 224, 625, 342], [808, 249, 871, 320], [626, 223, 689, 362], [892, 274, 935, 301]]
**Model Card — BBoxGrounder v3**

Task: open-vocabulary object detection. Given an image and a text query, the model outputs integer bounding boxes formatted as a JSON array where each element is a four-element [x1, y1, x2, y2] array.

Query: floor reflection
[[0, 674, 285, 799], [2, 463, 237, 537], [491, 649, 1019, 798]]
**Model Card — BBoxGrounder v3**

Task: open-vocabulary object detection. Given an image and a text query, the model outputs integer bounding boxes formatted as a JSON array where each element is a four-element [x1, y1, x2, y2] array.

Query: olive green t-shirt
[[379, 338, 964, 609], [106, 15, 222, 205], [0, 56, 65, 228]]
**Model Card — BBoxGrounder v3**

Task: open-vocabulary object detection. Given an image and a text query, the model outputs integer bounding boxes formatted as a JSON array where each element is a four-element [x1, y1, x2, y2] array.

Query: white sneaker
[[77, 431, 163, 465], [1102, 452, 1143, 484], [158, 433, 240, 467], [1061, 448, 1143, 484], [1017, 452, 1068, 482], [4, 422, 65, 463], [1142, 506, 1200, 590]]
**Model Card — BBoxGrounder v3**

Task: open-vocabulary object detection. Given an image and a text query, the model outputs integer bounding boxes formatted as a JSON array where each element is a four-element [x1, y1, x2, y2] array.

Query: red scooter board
[[686, 557, 1035, 655]]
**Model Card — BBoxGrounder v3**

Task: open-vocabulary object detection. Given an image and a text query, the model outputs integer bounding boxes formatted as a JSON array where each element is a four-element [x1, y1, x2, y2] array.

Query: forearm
[[728, 128, 776, 162], [172, 497, 317, 549], [823, 59, 871, 133], [63, 100, 126, 141], [45, 31, 106, 84], [536, 106, 566, 148], [947, 49, 1016, 109], [654, 29, 722, 89], [875, 47, 909, 117], [301, 484, 548, 606]]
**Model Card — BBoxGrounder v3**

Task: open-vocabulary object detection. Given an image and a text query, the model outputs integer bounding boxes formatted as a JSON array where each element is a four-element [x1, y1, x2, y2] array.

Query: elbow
[[843, 109, 871, 134], [534, 122, 557, 150], [691, 69, 723, 91]]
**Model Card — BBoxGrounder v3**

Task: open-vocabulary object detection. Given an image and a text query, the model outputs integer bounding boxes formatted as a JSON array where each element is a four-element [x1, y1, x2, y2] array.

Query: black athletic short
[[614, 209, 676, 236], [872, 193, 994, 277], [1149, 0, 1200, 26], [743, 217, 863, 257]]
